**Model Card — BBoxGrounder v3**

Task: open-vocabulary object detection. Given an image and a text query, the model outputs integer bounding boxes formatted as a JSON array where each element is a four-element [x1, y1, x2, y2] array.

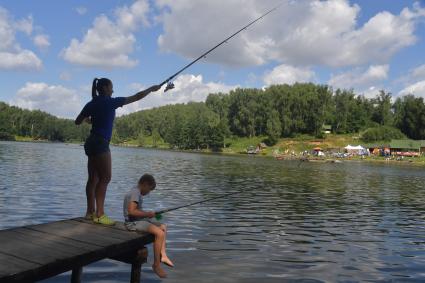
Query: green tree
[[393, 95, 425, 139], [136, 130, 145, 146], [372, 90, 393, 126], [265, 110, 281, 145]]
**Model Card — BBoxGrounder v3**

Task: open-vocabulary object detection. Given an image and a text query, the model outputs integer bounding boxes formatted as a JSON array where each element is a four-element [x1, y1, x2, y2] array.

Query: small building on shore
[[322, 124, 332, 134], [389, 139, 421, 157], [363, 143, 390, 156]]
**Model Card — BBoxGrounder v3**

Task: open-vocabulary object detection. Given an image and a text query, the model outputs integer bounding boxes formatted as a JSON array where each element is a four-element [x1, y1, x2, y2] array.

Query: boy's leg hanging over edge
[[146, 224, 167, 278]]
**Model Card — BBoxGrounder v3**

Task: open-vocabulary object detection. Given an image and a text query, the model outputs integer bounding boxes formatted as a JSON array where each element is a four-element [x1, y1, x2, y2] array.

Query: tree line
[[1, 83, 425, 148], [0, 102, 90, 142]]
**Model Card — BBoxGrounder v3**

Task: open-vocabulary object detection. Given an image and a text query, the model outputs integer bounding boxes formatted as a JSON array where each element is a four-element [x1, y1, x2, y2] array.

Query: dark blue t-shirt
[[81, 95, 126, 141]]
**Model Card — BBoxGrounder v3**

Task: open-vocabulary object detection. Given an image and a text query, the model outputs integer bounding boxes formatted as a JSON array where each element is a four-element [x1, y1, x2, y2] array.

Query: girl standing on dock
[[75, 78, 161, 225]]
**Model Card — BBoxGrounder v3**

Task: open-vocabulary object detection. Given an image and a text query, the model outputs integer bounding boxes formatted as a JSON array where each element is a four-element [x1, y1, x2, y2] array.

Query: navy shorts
[[84, 133, 110, 156]]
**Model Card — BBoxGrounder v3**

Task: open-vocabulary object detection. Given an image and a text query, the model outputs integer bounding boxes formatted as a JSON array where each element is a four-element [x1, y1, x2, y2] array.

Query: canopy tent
[[344, 145, 364, 150], [344, 145, 368, 155]]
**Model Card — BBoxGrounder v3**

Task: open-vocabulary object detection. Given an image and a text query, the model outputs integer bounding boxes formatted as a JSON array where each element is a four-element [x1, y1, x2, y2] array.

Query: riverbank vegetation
[[1, 83, 425, 153]]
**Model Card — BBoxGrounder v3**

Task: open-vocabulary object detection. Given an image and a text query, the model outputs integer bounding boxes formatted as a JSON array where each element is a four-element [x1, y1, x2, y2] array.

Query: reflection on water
[[1, 141, 425, 282]]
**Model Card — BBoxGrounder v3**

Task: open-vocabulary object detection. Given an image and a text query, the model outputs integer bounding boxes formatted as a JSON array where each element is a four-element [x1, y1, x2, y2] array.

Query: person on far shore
[[124, 174, 173, 278], [75, 78, 161, 225]]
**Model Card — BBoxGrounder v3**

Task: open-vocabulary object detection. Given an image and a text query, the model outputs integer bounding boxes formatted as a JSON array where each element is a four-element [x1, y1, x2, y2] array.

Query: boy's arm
[[128, 201, 155, 218]]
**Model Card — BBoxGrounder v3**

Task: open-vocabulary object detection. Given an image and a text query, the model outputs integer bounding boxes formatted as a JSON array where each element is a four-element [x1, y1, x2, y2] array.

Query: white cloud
[[11, 83, 82, 118], [0, 51, 42, 70], [0, 7, 42, 70], [33, 34, 50, 49], [117, 74, 237, 116], [115, 0, 150, 30], [361, 86, 382, 99], [263, 64, 315, 86], [156, 0, 425, 68], [396, 63, 425, 98], [399, 80, 425, 97], [328, 64, 389, 96], [59, 71, 72, 81], [411, 64, 425, 80], [62, 0, 150, 68], [76, 7, 87, 15], [14, 15, 33, 35]]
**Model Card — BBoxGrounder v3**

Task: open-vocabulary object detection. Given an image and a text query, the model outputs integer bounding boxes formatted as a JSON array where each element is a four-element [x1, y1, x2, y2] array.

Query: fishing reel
[[164, 82, 175, 92]]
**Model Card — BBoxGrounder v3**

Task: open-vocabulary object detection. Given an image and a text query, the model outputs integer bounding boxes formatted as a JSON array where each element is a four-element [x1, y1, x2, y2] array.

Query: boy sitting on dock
[[123, 174, 174, 278]]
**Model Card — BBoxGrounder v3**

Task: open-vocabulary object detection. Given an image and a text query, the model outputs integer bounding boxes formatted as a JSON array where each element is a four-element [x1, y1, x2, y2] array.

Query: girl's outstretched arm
[[124, 84, 161, 105]]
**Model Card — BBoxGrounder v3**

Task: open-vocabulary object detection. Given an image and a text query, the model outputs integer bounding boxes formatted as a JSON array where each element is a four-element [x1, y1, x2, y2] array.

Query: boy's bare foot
[[161, 256, 174, 267], [152, 264, 167, 278]]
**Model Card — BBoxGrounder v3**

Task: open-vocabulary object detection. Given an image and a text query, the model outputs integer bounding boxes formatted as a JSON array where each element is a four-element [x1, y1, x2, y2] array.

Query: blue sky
[[1, 0, 425, 118]]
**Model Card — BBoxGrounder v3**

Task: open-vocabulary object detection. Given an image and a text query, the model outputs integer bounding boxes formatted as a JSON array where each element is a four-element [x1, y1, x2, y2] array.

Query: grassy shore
[[6, 134, 425, 166], [115, 134, 425, 166]]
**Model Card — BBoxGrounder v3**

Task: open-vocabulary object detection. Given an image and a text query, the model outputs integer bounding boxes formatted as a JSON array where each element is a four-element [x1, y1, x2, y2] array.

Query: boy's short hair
[[138, 174, 156, 189]]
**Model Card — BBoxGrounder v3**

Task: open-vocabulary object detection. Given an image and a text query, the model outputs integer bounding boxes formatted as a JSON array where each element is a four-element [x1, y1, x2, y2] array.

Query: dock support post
[[130, 248, 148, 283], [70, 267, 82, 283], [130, 262, 141, 283]]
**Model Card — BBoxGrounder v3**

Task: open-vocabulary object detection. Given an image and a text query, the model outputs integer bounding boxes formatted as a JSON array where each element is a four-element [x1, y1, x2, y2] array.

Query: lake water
[[0, 141, 424, 282]]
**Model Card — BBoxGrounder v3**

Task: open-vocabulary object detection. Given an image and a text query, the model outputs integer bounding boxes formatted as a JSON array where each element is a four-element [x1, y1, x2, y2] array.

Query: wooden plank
[[2, 229, 95, 254], [73, 218, 151, 238], [42, 219, 142, 242], [64, 220, 143, 241], [13, 227, 98, 251], [0, 252, 40, 276], [27, 219, 153, 254], [74, 218, 136, 234], [0, 231, 77, 264], [28, 222, 124, 247], [0, 229, 113, 274], [0, 219, 155, 283], [74, 217, 129, 232]]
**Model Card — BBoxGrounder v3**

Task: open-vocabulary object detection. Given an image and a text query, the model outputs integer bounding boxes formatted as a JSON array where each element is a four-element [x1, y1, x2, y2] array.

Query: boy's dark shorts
[[84, 133, 110, 156]]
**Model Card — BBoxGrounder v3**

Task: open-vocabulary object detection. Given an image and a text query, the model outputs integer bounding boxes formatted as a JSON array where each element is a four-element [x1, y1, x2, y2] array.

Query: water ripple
[[0, 141, 424, 282]]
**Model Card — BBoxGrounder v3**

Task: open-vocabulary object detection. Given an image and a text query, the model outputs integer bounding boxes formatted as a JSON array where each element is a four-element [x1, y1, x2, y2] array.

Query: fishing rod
[[154, 190, 242, 220], [159, 1, 284, 92]]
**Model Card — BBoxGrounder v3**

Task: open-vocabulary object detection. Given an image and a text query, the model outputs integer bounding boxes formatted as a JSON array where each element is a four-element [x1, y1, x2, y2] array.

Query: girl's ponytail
[[92, 78, 98, 98]]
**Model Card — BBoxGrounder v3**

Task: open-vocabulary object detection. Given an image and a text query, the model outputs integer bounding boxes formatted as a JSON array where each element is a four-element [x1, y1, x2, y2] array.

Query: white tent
[[344, 145, 368, 155], [344, 145, 364, 150]]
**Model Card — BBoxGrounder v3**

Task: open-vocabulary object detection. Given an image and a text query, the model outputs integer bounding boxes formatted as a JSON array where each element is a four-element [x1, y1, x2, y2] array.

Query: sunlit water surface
[[0, 141, 424, 282]]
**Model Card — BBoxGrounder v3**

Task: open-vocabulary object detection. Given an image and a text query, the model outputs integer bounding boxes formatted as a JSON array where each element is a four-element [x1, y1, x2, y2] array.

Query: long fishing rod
[[159, 1, 284, 92], [154, 190, 242, 219]]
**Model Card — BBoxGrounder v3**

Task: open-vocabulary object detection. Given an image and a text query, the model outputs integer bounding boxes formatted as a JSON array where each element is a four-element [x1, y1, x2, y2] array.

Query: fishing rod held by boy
[[154, 190, 242, 220]]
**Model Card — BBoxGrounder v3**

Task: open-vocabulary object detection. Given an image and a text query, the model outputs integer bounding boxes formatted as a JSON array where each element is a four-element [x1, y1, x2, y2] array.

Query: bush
[[361, 126, 406, 142], [0, 131, 14, 141], [263, 136, 277, 146]]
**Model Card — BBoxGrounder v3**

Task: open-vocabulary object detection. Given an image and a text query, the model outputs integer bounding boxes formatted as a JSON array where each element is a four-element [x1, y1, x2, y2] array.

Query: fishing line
[[158, 1, 285, 92]]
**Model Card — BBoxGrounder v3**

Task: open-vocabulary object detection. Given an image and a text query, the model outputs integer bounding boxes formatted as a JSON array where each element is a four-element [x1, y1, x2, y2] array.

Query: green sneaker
[[84, 213, 94, 220], [93, 214, 116, 226]]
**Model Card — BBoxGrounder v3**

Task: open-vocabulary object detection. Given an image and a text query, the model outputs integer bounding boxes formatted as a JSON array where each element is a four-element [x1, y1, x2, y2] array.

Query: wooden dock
[[0, 218, 154, 283]]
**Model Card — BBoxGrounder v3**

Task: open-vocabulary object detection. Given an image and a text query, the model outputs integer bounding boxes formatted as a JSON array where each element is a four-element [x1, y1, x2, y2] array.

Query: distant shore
[[4, 136, 425, 167]]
